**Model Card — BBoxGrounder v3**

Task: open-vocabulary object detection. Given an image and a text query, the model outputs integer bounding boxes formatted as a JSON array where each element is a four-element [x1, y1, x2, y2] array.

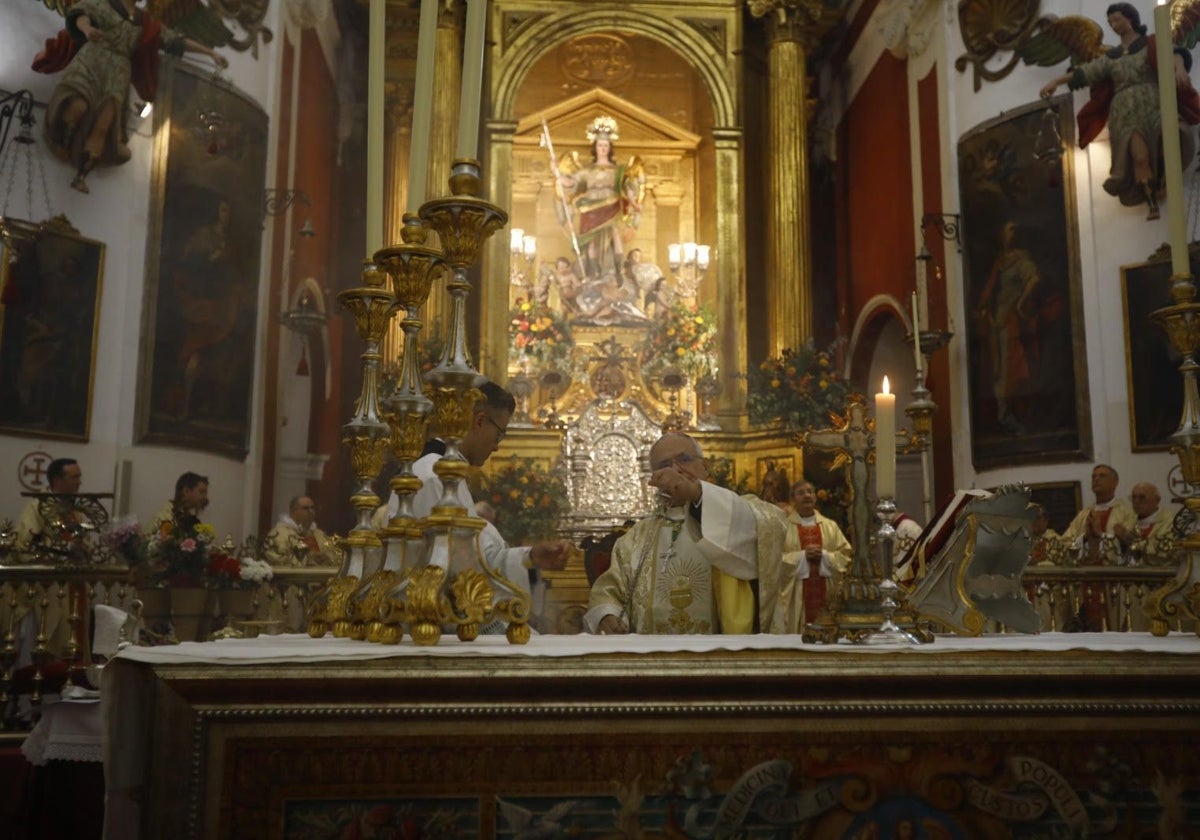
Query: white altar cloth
[[109, 630, 1200, 667]]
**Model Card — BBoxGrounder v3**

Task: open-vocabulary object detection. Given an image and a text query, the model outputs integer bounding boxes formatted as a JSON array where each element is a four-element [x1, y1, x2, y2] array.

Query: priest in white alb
[[585, 432, 788, 634]]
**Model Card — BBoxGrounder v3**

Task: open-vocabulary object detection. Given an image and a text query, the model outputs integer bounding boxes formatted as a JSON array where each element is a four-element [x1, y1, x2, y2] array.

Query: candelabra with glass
[[667, 241, 710, 297]]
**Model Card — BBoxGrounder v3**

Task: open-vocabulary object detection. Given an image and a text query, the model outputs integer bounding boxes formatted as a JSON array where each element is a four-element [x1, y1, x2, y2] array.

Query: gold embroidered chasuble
[[586, 485, 788, 634]]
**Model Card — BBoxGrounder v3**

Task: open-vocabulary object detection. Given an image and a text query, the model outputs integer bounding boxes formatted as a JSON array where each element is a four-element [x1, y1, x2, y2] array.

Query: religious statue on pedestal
[[553, 115, 646, 283]]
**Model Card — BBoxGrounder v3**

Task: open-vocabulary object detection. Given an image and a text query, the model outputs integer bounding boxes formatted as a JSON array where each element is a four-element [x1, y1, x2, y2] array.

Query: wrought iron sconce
[[263, 187, 312, 221], [0, 90, 36, 160], [920, 213, 960, 251]]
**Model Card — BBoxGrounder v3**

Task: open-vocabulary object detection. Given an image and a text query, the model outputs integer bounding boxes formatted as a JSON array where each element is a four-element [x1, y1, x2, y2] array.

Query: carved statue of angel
[[553, 115, 646, 282], [1026, 2, 1200, 220], [31, 0, 232, 193]]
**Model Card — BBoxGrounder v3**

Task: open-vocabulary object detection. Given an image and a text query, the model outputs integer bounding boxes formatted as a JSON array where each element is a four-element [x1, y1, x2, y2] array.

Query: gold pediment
[[513, 87, 702, 153]]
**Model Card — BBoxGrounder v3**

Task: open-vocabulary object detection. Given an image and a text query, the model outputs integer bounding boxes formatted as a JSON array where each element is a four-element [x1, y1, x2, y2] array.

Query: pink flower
[[180, 538, 198, 552]]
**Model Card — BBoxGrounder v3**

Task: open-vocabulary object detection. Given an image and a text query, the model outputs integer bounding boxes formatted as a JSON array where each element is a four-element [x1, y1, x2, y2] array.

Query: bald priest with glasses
[[585, 432, 790, 635]]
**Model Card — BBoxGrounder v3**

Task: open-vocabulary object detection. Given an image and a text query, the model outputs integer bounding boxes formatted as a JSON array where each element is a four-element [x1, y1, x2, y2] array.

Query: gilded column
[[380, 82, 412, 367], [713, 128, 747, 421], [482, 119, 516, 382], [651, 181, 683, 275], [423, 0, 465, 337], [749, 0, 840, 353]]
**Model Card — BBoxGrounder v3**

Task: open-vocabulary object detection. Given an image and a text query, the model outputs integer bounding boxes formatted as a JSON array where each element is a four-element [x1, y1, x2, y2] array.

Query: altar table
[[103, 633, 1200, 839]]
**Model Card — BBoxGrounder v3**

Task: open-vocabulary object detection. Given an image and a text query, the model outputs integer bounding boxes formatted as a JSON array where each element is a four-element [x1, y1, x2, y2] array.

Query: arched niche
[[481, 3, 747, 420]]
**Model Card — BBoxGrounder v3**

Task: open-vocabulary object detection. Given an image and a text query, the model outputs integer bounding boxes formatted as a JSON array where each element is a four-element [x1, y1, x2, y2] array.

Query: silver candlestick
[[858, 496, 924, 645]]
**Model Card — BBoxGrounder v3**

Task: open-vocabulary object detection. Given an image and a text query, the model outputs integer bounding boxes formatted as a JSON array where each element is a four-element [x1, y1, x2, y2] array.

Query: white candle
[[911, 291, 922, 372], [455, 0, 488, 160], [875, 376, 896, 499], [916, 251, 929, 328], [407, 0, 438, 210], [366, 0, 385, 253], [1155, 1, 1189, 278]]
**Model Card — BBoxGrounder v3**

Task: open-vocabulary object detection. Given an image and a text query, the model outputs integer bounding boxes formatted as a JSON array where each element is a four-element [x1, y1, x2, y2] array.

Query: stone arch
[[491, 9, 737, 129]]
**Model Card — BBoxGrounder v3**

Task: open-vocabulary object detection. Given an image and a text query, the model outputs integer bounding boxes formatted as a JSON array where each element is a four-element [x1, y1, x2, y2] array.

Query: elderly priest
[[585, 432, 788, 634]]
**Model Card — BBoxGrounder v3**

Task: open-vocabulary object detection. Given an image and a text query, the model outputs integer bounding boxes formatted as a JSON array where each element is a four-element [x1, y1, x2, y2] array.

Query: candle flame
[[882, 375, 890, 395]]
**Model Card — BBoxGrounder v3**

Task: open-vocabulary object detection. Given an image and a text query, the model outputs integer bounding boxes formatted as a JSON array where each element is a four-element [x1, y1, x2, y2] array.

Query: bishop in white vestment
[[585, 433, 788, 634]]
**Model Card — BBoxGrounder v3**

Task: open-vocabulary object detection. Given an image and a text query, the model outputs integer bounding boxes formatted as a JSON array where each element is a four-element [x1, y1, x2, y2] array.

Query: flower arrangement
[[144, 516, 272, 587], [638, 299, 718, 381], [146, 518, 216, 586], [483, 455, 569, 546], [103, 515, 149, 566], [508, 300, 573, 369], [746, 340, 852, 431]]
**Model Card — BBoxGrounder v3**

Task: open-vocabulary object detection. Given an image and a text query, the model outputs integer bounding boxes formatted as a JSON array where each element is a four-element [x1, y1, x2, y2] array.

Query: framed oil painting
[[958, 96, 1092, 469], [135, 59, 268, 459], [1026, 480, 1082, 536], [1120, 246, 1196, 451], [0, 218, 104, 440]]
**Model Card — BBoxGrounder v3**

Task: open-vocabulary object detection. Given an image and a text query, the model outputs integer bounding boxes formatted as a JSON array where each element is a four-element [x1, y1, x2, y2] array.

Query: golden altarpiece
[[366, 0, 838, 631]]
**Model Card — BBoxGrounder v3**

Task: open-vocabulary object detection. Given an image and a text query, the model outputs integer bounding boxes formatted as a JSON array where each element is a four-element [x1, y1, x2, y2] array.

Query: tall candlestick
[[408, 0, 438, 210], [455, 0, 487, 161], [875, 376, 896, 498], [916, 251, 929, 328], [1155, 1, 1190, 278], [911, 291, 922, 372], [366, 0, 385, 253]]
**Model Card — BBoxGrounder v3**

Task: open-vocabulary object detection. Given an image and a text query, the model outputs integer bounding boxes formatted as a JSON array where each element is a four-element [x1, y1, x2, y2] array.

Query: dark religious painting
[[0, 218, 104, 440], [1027, 480, 1082, 536], [136, 59, 268, 459], [958, 96, 1092, 469], [1120, 247, 1196, 451]]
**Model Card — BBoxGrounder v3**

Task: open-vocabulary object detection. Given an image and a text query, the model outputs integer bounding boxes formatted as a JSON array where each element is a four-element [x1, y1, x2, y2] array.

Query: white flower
[[238, 557, 274, 583]]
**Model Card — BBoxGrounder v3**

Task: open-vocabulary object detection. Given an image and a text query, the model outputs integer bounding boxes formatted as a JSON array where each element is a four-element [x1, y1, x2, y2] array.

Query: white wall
[[840, 0, 1186, 510], [0, 3, 286, 539]]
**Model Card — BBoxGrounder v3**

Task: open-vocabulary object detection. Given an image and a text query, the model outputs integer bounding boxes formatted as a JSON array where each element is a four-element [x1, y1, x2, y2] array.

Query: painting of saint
[[958, 97, 1092, 468], [136, 60, 267, 458], [0, 220, 104, 440]]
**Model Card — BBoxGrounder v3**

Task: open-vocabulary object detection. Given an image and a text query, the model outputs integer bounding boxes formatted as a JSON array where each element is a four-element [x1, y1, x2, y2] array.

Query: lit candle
[[366, 0, 385, 253], [1154, 0, 1189, 278], [522, 234, 537, 259], [875, 376, 896, 499], [407, 0, 438, 210], [682, 242, 698, 265], [455, 0, 488, 160], [911, 291, 922, 372], [509, 228, 524, 254], [696, 245, 711, 271]]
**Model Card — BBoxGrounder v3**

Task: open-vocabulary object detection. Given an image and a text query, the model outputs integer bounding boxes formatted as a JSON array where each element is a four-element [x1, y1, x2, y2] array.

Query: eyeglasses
[[485, 415, 507, 441], [652, 452, 699, 472]]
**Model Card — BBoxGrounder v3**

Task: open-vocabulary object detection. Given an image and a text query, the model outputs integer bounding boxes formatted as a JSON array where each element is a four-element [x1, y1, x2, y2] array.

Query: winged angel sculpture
[[1026, 2, 1200, 220], [29, 0, 267, 193]]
